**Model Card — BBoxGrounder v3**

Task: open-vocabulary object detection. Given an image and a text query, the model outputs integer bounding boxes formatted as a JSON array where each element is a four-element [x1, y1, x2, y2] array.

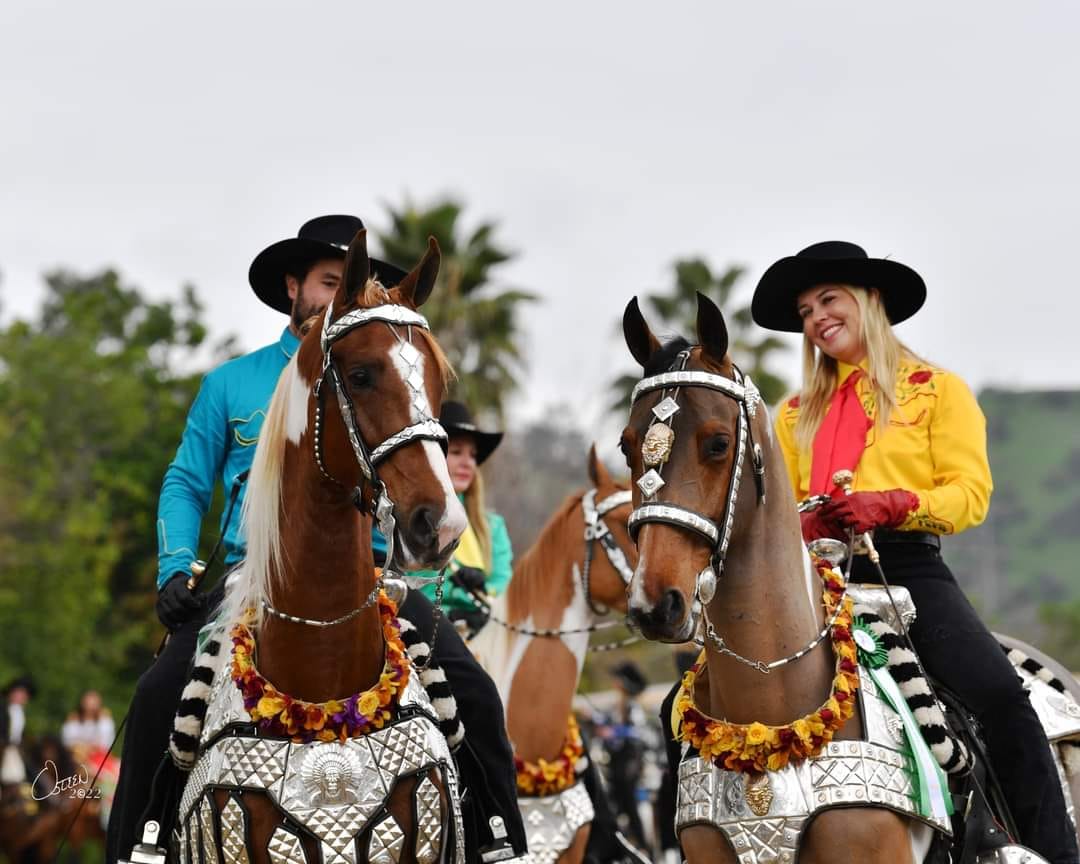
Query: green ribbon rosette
[[853, 617, 953, 820]]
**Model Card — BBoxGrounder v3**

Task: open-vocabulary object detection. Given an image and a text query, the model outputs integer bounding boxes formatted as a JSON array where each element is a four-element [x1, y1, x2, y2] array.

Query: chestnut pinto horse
[[176, 231, 469, 862], [470, 447, 637, 864], [619, 294, 932, 864]]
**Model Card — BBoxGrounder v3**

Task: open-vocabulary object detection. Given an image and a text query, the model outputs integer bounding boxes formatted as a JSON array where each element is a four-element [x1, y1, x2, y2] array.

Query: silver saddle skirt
[[175, 654, 464, 864], [516, 781, 594, 864]]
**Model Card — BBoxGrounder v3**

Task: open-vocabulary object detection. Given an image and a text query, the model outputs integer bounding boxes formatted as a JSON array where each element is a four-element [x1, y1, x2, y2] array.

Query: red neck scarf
[[810, 369, 872, 495]]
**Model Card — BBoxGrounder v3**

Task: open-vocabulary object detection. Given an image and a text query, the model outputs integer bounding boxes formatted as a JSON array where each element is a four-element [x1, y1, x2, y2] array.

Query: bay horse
[[174, 230, 469, 862], [470, 446, 638, 864], [619, 293, 939, 864]]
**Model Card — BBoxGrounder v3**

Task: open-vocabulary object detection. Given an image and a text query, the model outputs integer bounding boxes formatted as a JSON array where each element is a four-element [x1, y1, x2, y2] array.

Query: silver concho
[[300, 744, 362, 806], [696, 566, 717, 605], [636, 469, 666, 499], [642, 422, 675, 468]]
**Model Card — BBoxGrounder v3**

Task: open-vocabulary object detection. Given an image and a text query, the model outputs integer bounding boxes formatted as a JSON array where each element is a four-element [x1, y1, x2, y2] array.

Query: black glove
[[448, 605, 490, 636], [156, 572, 201, 630], [451, 565, 488, 593]]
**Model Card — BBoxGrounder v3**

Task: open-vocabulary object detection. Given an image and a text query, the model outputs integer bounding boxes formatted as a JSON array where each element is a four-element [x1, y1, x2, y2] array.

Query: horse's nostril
[[658, 588, 685, 625], [409, 506, 438, 547]]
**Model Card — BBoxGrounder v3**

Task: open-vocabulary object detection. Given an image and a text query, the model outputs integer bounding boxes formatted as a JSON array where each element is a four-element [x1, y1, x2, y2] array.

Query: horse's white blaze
[[387, 340, 466, 553], [423, 440, 467, 550], [628, 526, 656, 613], [282, 357, 311, 444]]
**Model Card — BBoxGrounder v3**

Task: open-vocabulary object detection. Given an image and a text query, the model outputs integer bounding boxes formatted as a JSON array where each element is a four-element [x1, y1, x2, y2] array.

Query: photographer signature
[[31, 760, 101, 801]]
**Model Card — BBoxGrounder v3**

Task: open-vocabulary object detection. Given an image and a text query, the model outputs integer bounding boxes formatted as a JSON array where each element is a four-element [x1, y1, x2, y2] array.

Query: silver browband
[[321, 302, 431, 352], [628, 503, 720, 546], [632, 370, 760, 417], [595, 489, 632, 518]]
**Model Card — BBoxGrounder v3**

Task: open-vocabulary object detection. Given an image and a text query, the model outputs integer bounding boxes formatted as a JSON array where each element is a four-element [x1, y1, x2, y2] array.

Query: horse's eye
[[347, 368, 373, 390], [703, 434, 730, 460]]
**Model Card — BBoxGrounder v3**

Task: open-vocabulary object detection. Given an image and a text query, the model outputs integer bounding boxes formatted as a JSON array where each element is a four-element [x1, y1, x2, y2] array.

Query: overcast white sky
[[3, 1, 1079, 450]]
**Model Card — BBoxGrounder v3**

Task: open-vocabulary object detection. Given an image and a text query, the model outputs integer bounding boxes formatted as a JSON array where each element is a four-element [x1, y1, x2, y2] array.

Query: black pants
[[106, 585, 525, 862], [850, 543, 1078, 864]]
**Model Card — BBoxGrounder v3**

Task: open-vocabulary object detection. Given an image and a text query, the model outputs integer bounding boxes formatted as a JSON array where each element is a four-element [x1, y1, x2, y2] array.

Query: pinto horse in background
[[619, 293, 936, 864], [174, 230, 469, 862], [471, 446, 638, 864]]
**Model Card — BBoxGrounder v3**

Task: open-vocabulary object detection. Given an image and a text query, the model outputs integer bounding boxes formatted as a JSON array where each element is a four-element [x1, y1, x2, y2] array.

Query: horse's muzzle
[[626, 587, 696, 643]]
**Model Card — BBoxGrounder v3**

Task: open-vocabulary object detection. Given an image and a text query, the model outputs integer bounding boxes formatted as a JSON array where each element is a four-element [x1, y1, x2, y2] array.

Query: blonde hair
[[463, 467, 493, 571], [794, 285, 921, 449]]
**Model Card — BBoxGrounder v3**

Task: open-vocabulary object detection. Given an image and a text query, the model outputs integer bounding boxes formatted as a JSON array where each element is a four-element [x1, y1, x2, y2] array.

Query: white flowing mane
[[220, 353, 301, 630]]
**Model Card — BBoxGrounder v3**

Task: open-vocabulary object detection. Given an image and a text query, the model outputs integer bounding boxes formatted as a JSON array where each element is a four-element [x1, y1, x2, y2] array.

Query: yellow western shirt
[[774, 358, 993, 535]]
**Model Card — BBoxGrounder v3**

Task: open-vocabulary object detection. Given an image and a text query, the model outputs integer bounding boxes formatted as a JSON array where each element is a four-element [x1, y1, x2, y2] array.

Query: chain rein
[[263, 302, 449, 631], [465, 488, 640, 650]]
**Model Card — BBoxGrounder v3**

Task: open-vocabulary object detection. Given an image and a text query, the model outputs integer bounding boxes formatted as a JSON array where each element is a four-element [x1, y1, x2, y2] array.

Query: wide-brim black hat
[[610, 661, 647, 697], [752, 241, 926, 333], [249, 215, 410, 314], [440, 401, 503, 465]]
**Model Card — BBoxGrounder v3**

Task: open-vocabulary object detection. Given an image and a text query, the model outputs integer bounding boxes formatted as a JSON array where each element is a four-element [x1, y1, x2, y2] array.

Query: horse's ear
[[696, 291, 729, 364], [587, 443, 611, 487], [394, 236, 441, 309], [623, 297, 661, 367], [341, 229, 371, 304]]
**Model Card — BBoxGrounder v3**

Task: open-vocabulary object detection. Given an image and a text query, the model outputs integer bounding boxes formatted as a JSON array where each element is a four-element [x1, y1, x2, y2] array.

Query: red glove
[[799, 508, 843, 543], [820, 490, 919, 534]]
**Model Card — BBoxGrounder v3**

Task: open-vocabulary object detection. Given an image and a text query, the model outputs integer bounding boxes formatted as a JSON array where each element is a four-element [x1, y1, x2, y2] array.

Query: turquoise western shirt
[[156, 326, 390, 589]]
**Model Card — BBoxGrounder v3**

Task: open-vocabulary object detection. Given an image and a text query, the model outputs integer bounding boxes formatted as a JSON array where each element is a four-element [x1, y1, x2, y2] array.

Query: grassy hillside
[[949, 389, 1080, 661]]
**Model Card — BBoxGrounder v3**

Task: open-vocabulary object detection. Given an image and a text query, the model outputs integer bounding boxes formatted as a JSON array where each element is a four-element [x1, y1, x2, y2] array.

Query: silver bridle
[[580, 488, 635, 614], [627, 350, 766, 629], [260, 301, 448, 629]]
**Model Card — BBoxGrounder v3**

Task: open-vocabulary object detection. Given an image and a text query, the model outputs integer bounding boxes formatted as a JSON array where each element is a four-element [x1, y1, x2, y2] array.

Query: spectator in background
[[0, 676, 35, 784]]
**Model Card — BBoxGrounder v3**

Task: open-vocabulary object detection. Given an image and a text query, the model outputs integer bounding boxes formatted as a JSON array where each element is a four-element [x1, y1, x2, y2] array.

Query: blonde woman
[[408, 401, 512, 634], [752, 240, 1077, 864]]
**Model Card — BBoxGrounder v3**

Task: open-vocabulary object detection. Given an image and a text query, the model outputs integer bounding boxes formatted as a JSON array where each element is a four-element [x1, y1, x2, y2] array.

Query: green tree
[[376, 198, 536, 422], [610, 257, 790, 413], [0, 270, 216, 730]]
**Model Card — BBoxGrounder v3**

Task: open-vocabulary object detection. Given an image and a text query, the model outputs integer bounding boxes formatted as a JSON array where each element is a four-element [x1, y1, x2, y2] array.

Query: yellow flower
[[792, 718, 813, 744], [257, 693, 287, 717], [745, 722, 769, 746], [358, 691, 380, 717]]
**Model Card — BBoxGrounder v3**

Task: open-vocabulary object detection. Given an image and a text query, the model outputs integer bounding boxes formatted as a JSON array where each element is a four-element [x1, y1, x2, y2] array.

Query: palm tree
[[610, 256, 790, 413], [376, 198, 536, 422]]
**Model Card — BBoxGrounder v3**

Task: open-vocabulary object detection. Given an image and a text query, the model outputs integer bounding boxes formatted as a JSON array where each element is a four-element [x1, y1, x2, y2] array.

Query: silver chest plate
[[516, 781, 594, 864], [675, 665, 951, 864], [178, 659, 463, 864]]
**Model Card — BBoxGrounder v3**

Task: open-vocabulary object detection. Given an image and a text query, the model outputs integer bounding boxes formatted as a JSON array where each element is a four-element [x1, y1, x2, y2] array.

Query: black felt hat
[[248, 215, 409, 314], [610, 661, 647, 697], [752, 241, 926, 333], [439, 402, 504, 465]]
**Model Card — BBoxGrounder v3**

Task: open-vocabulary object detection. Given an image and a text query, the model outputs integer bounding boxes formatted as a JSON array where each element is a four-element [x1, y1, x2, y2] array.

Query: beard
[[290, 293, 327, 335]]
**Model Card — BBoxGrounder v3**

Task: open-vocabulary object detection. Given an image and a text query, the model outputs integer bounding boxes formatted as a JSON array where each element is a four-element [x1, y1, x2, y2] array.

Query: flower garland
[[230, 590, 410, 744], [514, 714, 585, 797], [674, 560, 860, 774]]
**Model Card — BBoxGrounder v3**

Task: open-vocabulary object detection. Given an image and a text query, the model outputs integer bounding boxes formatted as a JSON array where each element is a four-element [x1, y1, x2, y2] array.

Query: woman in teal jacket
[[411, 401, 512, 633]]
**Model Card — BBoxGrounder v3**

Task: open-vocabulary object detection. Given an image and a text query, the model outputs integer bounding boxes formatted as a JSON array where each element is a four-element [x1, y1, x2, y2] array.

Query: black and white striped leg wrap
[[398, 617, 465, 751], [169, 638, 223, 771], [1002, 644, 1069, 694], [855, 607, 970, 775]]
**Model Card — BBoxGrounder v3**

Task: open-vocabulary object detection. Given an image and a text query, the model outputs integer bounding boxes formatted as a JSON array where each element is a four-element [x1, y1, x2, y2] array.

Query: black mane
[[643, 337, 693, 378]]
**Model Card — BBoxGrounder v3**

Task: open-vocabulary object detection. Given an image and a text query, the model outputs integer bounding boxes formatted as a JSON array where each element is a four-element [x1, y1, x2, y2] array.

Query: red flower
[[908, 370, 933, 385], [788, 395, 800, 408]]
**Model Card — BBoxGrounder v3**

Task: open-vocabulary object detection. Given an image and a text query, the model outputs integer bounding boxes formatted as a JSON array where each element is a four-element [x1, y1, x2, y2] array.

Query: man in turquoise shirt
[[108, 216, 525, 863]]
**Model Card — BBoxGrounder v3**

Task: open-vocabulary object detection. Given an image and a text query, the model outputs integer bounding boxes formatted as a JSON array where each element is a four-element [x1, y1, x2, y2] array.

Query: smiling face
[[287, 258, 344, 334], [446, 434, 478, 494], [797, 283, 867, 365]]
